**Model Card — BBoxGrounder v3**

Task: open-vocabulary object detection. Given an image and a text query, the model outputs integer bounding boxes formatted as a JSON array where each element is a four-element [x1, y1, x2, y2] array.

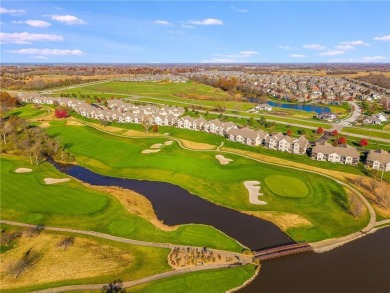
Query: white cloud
[[181, 24, 195, 29], [0, 7, 26, 15], [231, 6, 248, 13], [154, 20, 172, 26], [303, 44, 326, 50], [290, 54, 306, 58], [279, 45, 296, 50], [340, 40, 369, 46], [319, 50, 345, 56], [31, 55, 49, 60], [50, 15, 86, 25], [13, 20, 51, 28], [188, 18, 223, 25], [8, 48, 85, 56], [334, 44, 355, 51], [373, 35, 390, 42], [0, 32, 63, 44]]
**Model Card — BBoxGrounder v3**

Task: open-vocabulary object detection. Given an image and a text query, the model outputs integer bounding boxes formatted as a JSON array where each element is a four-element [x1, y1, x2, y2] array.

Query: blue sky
[[1, 1, 389, 63]]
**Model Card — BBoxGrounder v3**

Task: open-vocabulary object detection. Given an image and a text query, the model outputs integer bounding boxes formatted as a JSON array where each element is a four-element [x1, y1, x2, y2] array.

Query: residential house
[[311, 142, 359, 165], [255, 104, 272, 111], [366, 149, 390, 172]]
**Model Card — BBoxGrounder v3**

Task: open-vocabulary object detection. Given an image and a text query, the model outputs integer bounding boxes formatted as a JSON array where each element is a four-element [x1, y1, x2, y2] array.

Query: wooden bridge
[[253, 242, 313, 261]]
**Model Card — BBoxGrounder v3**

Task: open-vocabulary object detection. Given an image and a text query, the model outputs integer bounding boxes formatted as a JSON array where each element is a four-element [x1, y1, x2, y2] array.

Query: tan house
[[311, 142, 359, 165], [366, 149, 390, 172]]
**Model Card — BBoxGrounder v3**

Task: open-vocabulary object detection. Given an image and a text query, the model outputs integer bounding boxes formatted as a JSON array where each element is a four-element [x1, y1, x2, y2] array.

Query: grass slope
[[131, 265, 256, 293], [0, 156, 243, 252], [43, 121, 368, 242]]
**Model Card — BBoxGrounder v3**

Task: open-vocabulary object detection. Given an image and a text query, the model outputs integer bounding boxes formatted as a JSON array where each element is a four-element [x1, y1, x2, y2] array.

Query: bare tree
[[26, 224, 45, 237], [0, 120, 14, 144], [57, 236, 75, 250], [1, 231, 22, 246], [8, 248, 42, 278], [350, 195, 364, 218], [369, 180, 379, 193], [374, 189, 390, 208]]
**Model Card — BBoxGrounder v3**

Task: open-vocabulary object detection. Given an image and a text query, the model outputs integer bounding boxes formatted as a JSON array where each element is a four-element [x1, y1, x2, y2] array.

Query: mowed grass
[[61, 81, 232, 101], [6, 104, 47, 119], [0, 156, 243, 252], [131, 265, 256, 293], [343, 127, 390, 140], [43, 121, 369, 242], [264, 175, 309, 198]]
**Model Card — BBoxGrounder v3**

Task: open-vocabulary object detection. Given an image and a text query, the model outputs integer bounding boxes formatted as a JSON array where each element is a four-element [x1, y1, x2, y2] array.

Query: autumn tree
[[55, 107, 68, 118], [359, 138, 368, 147], [338, 137, 347, 144], [286, 129, 293, 136], [331, 129, 339, 136], [152, 124, 158, 133], [316, 127, 324, 134]]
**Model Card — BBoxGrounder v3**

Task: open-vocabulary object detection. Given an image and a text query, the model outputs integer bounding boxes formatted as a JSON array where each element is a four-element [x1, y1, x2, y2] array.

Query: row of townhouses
[[17, 93, 390, 171]]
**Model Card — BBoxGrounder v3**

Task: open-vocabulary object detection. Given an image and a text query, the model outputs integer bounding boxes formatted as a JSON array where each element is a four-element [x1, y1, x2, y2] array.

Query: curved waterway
[[240, 228, 390, 293], [51, 162, 292, 250]]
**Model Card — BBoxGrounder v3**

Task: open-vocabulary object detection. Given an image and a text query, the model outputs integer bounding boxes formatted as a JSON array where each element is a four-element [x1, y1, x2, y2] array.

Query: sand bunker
[[215, 155, 233, 165], [244, 181, 267, 205], [142, 149, 161, 154], [150, 143, 163, 149], [15, 168, 33, 173], [164, 140, 173, 146], [44, 178, 70, 185]]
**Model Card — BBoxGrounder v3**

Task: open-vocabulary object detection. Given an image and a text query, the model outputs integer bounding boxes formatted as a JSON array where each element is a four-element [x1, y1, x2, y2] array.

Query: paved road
[[334, 101, 361, 129]]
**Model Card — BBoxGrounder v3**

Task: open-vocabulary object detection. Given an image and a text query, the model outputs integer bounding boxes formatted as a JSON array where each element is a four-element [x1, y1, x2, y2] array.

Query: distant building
[[255, 104, 272, 111], [317, 112, 337, 122]]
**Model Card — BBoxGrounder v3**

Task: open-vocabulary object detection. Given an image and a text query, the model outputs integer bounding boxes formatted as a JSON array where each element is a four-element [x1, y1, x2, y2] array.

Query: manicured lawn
[[343, 127, 390, 140], [264, 175, 309, 198], [6, 104, 47, 119], [0, 155, 243, 252], [131, 265, 256, 293], [42, 121, 369, 242]]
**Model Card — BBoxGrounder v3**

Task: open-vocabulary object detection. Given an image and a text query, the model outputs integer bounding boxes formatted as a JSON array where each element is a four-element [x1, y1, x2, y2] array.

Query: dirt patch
[[123, 129, 163, 137], [164, 140, 173, 146], [87, 185, 177, 231], [66, 120, 84, 126], [15, 168, 32, 173], [215, 155, 233, 165], [44, 178, 70, 184], [179, 139, 215, 150], [0, 233, 132, 290], [243, 211, 312, 231], [142, 149, 160, 154], [39, 121, 51, 128], [150, 144, 163, 149], [243, 181, 267, 205]]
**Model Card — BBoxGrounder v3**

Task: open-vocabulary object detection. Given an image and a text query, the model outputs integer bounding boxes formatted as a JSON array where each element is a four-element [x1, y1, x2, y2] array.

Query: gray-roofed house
[[366, 149, 390, 172]]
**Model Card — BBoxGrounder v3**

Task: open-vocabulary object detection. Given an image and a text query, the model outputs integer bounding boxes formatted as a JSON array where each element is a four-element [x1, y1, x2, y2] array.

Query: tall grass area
[[0, 155, 243, 252], [131, 265, 256, 293], [42, 121, 369, 242]]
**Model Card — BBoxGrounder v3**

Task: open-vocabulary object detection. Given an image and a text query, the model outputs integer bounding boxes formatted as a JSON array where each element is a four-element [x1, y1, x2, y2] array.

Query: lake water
[[51, 162, 292, 250], [267, 101, 331, 114], [240, 228, 390, 293], [51, 161, 389, 293]]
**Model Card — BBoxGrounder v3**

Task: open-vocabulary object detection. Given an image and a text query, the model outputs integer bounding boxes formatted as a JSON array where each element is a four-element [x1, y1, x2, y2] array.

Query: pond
[[267, 101, 331, 114], [51, 161, 292, 250]]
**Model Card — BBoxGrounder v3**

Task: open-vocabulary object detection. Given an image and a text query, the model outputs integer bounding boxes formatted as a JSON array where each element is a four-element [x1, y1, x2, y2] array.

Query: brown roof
[[367, 149, 390, 164]]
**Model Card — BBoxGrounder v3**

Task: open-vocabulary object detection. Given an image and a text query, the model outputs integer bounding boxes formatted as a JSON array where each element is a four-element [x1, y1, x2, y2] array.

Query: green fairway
[[131, 265, 256, 293], [41, 120, 369, 242], [6, 104, 47, 119], [0, 156, 243, 252], [264, 175, 309, 198]]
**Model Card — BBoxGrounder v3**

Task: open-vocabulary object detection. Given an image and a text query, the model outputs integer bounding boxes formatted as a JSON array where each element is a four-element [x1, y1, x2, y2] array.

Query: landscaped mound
[[264, 175, 309, 198]]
